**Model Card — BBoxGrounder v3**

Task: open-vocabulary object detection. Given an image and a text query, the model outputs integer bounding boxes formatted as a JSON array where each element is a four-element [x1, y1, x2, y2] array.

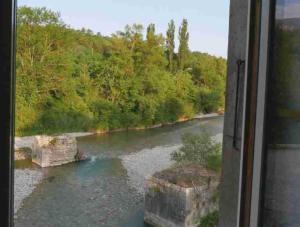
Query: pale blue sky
[[19, 0, 230, 58]]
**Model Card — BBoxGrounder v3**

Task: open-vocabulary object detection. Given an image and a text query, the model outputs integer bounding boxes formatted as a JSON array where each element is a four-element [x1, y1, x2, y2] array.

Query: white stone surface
[[121, 133, 223, 195], [15, 132, 94, 151], [14, 169, 43, 214], [193, 113, 220, 119], [32, 135, 78, 167], [15, 136, 35, 150], [121, 145, 179, 194], [63, 132, 94, 138]]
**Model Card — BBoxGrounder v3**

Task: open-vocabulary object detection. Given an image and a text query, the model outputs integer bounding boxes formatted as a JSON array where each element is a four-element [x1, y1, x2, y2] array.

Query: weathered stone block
[[144, 165, 219, 227], [32, 135, 78, 167], [15, 148, 32, 161]]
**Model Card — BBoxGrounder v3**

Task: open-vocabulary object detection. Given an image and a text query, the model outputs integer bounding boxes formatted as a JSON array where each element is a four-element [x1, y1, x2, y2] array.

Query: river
[[14, 117, 223, 227]]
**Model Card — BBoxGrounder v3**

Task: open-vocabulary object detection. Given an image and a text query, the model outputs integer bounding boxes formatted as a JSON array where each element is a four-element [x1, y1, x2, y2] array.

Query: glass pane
[[262, 0, 300, 226]]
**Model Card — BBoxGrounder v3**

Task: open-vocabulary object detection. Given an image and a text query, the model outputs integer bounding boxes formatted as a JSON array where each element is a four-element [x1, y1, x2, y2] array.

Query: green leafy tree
[[146, 24, 156, 43], [16, 6, 226, 136], [178, 19, 190, 70], [17, 6, 63, 26], [172, 133, 222, 171], [166, 20, 176, 72]]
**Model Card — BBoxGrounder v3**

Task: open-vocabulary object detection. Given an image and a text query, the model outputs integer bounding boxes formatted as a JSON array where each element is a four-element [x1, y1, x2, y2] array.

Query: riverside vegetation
[[172, 132, 222, 172], [171, 133, 222, 227], [16, 7, 226, 136]]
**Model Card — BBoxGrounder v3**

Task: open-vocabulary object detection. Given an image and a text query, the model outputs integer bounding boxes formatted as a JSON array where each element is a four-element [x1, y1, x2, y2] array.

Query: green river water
[[15, 117, 223, 227]]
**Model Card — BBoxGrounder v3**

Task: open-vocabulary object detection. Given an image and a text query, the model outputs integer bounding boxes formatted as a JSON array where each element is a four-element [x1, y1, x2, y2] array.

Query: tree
[[123, 24, 144, 54], [171, 133, 222, 171], [17, 6, 63, 26], [178, 19, 190, 70], [166, 20, 175, 72], [144, 24, 167, 70], [16, 6, 226, 136], [146, 23, 156, 43]]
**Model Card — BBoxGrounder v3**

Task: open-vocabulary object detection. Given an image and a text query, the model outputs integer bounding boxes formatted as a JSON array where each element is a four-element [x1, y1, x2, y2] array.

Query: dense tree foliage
[[16, 7, 226, 136]]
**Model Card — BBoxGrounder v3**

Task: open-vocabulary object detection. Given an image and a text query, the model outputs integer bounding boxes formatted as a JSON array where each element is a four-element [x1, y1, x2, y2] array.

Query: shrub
[[198, 211, 219, 227], [159, 97, 185, 123], [171, 132, 222, 171], [197, 88, 223, 113]]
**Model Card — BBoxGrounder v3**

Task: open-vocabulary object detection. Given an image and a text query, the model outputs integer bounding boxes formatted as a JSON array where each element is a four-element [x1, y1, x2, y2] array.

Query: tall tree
[[178, 19, 189, 70], [166, 20, 175, 72], [146, 23, 156, 43], [16, 7, 226, 136]]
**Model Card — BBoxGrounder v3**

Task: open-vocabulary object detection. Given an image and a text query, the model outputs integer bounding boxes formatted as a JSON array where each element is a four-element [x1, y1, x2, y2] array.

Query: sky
[[19, 0, 230, 58], [277, 0, 300, 19]]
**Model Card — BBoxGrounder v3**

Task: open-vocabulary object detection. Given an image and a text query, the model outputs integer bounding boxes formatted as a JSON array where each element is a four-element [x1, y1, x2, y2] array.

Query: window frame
[[237, 0, 262, 225], [238, 0, 274, 226], [0, 0, 16, 226], [0, 0, 279, 226]]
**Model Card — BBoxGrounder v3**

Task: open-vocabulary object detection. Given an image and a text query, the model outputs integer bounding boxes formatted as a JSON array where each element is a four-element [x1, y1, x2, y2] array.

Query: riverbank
[[14, 114, 222, 216], [121, 145, 179, 194], [15, 113, 221, 151], [121, 132, 223, 195], [14, 169, 43, 214], [14, 117, 224, 226], [94, 113, 221, 134]]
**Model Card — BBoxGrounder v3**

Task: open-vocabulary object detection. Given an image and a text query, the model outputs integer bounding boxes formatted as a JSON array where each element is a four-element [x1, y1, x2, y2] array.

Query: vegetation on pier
[[172, 133, 222, 171]]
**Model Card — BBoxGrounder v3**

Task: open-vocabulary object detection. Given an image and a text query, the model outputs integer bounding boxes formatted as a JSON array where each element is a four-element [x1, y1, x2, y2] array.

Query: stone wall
[[144, 165, 219, 227], [32, 135, 78, 167], [15, 148, 32, 161]]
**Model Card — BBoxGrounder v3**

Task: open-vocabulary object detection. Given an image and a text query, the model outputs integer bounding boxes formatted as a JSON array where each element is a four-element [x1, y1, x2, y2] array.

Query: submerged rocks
[[144, 165, 219, 227], [32, 135, 79, 167]]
